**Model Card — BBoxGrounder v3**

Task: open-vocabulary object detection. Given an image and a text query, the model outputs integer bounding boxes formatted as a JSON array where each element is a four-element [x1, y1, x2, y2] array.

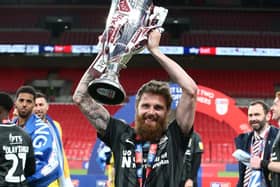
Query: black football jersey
[[0, 123, 35, 186]]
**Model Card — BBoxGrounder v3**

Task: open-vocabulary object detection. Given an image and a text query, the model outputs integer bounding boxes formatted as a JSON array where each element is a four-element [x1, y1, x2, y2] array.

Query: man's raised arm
[[147, 30, 198, 135], [73, 65, 110, 136]]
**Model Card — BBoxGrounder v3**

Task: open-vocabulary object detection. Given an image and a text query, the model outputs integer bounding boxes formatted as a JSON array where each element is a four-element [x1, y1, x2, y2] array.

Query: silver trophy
[[87, 0, 168, 105]]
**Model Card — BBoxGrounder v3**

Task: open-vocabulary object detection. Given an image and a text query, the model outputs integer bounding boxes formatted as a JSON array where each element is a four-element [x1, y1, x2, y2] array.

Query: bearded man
[[73, 29, 198, 187], [249, 92, 280, 187], [235, 100, 279, 187]]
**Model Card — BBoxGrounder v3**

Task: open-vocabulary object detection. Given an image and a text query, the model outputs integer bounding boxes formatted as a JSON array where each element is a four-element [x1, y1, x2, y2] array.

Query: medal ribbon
[[135, 137, 158, 187]]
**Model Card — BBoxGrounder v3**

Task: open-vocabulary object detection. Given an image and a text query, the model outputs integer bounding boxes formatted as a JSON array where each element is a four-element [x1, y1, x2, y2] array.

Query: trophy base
[[88, 78, 126, 105]]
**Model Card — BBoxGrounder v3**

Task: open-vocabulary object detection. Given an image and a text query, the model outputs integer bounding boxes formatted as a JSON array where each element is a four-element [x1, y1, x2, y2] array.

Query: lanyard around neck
[[135, 139, 158, 187]]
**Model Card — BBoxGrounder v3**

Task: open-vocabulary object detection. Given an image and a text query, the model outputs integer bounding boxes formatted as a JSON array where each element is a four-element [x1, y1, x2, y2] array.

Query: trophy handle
[[88, 62, 126, 105]]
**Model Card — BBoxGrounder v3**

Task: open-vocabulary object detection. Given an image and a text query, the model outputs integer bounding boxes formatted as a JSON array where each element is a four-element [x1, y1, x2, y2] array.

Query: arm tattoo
[[79, 96, 110, 136], [74, 69, 110, 136]]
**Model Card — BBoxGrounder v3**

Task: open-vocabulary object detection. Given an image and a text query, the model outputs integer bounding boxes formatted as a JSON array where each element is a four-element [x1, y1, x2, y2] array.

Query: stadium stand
[[1, 6, 279, 47], [0, 67, 279, 98], [1, 2, 280, 186], [47, 103, 96, 168], [56, 68, 280, 98], [59, 31, 100, 44], [194, 112, 237, 163], [0, 68, 49, 92], [167, 9, 280, 32], [188, 69, 279, 98], [181, 31, 280, 47], [0, 31, 51, 44]]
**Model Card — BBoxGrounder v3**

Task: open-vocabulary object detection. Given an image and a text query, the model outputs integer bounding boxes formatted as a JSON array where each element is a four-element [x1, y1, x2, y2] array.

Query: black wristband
[[261, 160, 269, 170]]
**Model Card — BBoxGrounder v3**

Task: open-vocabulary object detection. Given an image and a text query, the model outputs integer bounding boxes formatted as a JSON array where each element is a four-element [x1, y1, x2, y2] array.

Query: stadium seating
[[59, 31, 100, 44], [120, 68, 279, 98], [0, 31, 51, 44], [181, 31, 280, 47], [0, 68, 49, 93], [57, 68, 84, 94], [188, 69, 278, 98], [48, 104, 96, 165], [194, 112, 237, 163], [47, 103, 122, 168], [0, 6, 278, 48], [1, 67, 278, 98], [167, 8, 279, 32]]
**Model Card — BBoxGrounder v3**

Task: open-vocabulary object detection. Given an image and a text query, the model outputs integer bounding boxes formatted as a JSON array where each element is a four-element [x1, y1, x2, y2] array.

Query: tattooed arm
[[73, 65, 110, 136]]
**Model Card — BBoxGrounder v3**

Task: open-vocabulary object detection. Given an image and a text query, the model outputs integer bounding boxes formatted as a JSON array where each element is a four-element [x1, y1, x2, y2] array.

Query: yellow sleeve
[[54, 121, 71, 178], [62, 149, 71, 178], [105, 155, 115, 187], [48, 180, 59, 187]]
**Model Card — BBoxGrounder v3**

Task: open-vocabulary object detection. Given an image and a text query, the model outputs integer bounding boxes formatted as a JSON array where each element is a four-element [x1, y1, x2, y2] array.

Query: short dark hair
[[136, 80, 172, 110], [249, 100, 270, 114], [274, 86, 280, 98], [35, 92, 47, 100], [275, 91, 280, 98], [0, 92, 14, 112], [16, 85, 36, 101]]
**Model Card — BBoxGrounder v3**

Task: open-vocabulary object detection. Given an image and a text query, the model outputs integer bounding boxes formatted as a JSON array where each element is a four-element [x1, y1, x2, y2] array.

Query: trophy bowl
[[88, 0, 168, 105], [88, 63, 126, 105]]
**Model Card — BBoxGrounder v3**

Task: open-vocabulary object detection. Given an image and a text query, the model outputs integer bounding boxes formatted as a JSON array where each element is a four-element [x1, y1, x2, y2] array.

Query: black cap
[[0, 92, 14, 112]]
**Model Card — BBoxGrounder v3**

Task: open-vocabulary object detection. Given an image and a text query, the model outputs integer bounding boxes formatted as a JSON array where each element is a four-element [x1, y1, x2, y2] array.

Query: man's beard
[[135, 113, 167, 142], [18, 110, 32, 119], [250, 119, 266, 133]]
